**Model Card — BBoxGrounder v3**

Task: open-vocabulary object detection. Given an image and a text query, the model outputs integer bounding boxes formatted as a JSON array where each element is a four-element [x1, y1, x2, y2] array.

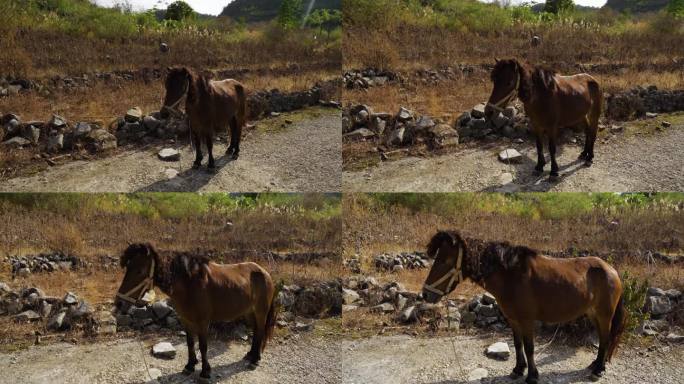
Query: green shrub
[[621, 270, 650, 332]]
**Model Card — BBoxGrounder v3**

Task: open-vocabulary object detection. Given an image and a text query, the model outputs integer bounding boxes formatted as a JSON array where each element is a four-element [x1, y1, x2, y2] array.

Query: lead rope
[[137, 338, 154, 381]]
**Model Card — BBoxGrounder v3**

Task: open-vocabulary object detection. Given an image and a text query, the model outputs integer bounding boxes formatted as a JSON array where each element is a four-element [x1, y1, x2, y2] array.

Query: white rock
[[486, 341, 511, 360], [343, 288, 360, 305], [152, 342, 176, 359], [468, 367, 488, 381], [498, 148, 523, 163], [158, 148, 180, 161], [164, 168, 179, 179]]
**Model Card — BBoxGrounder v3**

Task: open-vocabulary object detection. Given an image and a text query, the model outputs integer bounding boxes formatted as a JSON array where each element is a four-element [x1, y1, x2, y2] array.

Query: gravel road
[[1, 109, 341, 193], [343, 125, 684, 192]]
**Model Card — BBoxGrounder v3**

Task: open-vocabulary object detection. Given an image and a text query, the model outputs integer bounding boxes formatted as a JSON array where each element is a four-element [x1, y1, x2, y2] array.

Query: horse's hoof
[[510, 369, 525, 379], [584, 160, 593, 167], [247, 362, 259, 370], [182, 367, 194, 375], [231, 153, 239, 160], [243, 352, 253, 361], [590, 373, 602, 382], [197, 376, 211, 384], [525, 377, 538, 384], [192, 163, 201, 169], [548, 174, 560, 182]]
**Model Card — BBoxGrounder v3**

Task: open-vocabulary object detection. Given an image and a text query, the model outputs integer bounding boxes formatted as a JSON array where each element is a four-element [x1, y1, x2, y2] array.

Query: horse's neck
[[153, 255, 174, 295]]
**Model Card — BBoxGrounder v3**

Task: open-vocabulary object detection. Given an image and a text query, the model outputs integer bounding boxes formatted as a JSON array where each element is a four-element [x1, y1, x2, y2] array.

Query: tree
[[544, 0, 575, 14], [306, 9, 342, 38], [668, 0, 684, 18], [277, 0, 303, 29], [165, 1, 195, 21]]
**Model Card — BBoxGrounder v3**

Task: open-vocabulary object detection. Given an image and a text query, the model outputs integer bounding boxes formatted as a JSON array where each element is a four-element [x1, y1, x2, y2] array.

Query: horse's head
[[486, 58, 521, 118], [422, 231, 467, 304], [161, 67, 191, 118], [115, 243, 157, 312]]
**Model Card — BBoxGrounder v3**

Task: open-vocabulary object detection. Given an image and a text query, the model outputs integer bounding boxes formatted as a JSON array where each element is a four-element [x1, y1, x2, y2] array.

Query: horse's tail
[[607, 292, 627, 362], [262, 281, 279, 352], [588, 77, 602, 129]]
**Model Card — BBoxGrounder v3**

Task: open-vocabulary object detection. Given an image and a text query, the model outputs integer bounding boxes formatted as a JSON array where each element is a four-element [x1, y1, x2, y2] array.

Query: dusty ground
[[1, 108, 341, 193], [343, 123, 684, 193], [342, 335, 684, 384], [0, 333, 341, 384]]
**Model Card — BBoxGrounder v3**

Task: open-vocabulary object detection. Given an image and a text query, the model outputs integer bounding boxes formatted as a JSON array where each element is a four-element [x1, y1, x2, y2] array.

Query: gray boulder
[[498, 149, 523, 163], [471, 103, 486, 119], [47, 310, 69, 330], [14, 310, 41, 322], [644, 296, 672, 316], [74, 122, 92, 137], [2, 136, 31, 148], [88, 129, 117, 151], [158, 148, 180, 161], [125, 107, 143, 123], [152, 342, 177, 359], [486, 342, 511, 360]]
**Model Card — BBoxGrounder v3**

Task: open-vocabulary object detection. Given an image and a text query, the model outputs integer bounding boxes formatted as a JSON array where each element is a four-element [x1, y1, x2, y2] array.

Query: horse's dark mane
[[427, 231, 538, 282], [515, 60, 557, 102]]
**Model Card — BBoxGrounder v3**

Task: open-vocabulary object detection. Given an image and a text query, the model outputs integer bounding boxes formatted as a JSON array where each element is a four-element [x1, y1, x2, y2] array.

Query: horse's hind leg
[[192, 131, 203, 169], [182, 330, 198, 374], [588, 316, 611, 381], [245, 312, 265, 369], [510, 326, 527, 378], [534, 134, 546, 175], [227, 116, 241, 160]]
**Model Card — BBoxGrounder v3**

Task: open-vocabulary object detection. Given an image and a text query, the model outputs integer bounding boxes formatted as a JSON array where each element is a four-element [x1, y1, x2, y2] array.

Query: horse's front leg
[[198, 330, 212, 383], [192, 130, 203, 169], [548, 135, 559, 181], [523, 328, 539, 384], [534, 133, 545, 175], [205, 133, 215, 170], [182, 330, 198, 374], [510, 327, 527, 378]]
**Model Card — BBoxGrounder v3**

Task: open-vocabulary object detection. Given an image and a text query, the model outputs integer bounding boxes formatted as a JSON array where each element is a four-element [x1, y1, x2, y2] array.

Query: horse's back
[[210, 78, 244, 98]]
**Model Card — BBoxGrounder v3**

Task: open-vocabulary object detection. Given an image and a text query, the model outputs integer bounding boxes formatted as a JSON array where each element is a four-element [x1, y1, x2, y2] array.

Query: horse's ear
[[120, 253, 129, 269], [166, 66, 172, 72], [495, 58, 500, 63]]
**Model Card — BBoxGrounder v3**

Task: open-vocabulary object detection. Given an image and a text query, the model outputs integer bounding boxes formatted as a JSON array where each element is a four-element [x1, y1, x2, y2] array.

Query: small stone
[[665, 333, 684, 343], [342, 288, 360, 305], [468, 368, 488, 381], [2, 136, 31, 148], [147, 368, 162, 380], [294, 321, 314, 332], [47, 310, 69, 330], [49, 114, 67, 128], [415, 116, 435, 131], [371, 302, 395, 313], [471, 103, 486, 119], [151, 301, 173, 319], [499, 172, 514, 185], [14, 310, 41, 322], [396, 107, 413, 121], [158, 148, 180, 161], [47, 132, 64, 152], [63, 292, 78, 305], [342, 305, 358, 312], [661, 121, 671, 128], [481, 293, 497, 305], [343, 128, 375, 140], [152, 342, 176, 359], [164, 168, 179, 179], [125, 107, 143, 123], [74, 122, 92, 137], [498, 148, 523, 163], [400, 306, 417, 323], [486, 341, 511, 360], [645, 112, 658, 118]]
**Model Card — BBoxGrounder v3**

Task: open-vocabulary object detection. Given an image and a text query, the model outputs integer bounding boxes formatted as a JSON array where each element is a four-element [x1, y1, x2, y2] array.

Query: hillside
[[221, 0, 341, 23], [604, 0, 671, 13]]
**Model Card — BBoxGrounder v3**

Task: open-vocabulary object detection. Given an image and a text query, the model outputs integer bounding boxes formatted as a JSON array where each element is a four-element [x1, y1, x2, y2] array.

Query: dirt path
[[1, 109, 341, 193], [0, 334, 340, 384], [342, 335, 683, 384], [343, 125, 684, 192]]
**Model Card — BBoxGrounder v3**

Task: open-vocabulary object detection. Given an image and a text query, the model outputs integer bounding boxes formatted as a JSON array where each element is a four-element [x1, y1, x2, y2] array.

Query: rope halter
[[162, 80, 189, 118], [423, 244, 464, 297], [486, 72, 520, 114], [116, 259, 155, 305]]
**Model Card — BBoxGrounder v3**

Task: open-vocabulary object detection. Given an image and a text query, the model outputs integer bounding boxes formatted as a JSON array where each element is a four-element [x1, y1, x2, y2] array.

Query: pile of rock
[[606, 85, 684, 121], [248, 81, 340, 119], [341, 277, 460, 330], [0, 283, 115, 334], [455, 102, 529, 142], [1, 113, 118, 154], [343, 105, 459, 150], [115, 299, 182, 332], [277, 280, 343, 322], [0, 78, 32, 97], [344, 69, 399, 89], [7, 253, 83, 276], [343, 256, 362, 274], [113, 107, 187, 146], [373, 252, 430, 272]]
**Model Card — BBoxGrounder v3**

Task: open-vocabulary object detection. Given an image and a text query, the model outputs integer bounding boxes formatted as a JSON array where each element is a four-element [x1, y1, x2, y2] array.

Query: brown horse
[[422, 231, 625, 383], [162, 67, 247, 168], [485, 59, 603, 181], [114, 243, 277, 382]]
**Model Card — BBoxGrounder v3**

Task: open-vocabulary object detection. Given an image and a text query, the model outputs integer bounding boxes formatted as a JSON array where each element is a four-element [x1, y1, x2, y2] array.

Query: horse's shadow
[[427, 367, 594, 384], [153, 360, 251, 384], [480, 146, 588, 193], [137, 154, 236, 192]]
